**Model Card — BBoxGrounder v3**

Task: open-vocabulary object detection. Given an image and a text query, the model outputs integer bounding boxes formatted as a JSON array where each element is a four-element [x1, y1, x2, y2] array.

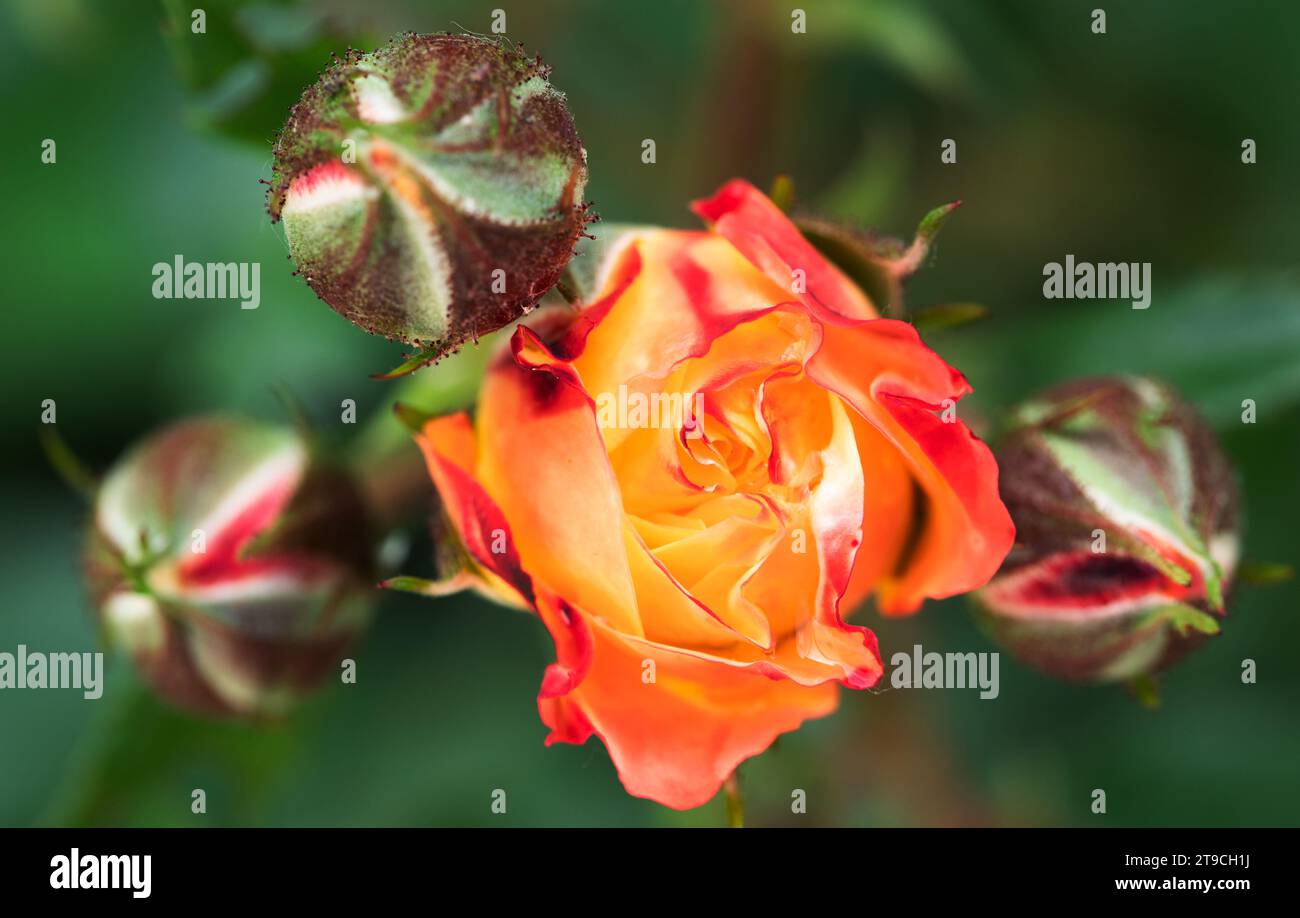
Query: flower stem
[[724, 771, 744, 828]]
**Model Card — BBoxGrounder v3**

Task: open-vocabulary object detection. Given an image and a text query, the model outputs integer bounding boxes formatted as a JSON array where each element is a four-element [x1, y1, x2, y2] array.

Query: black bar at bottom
[[1, 827, 1281, 903]]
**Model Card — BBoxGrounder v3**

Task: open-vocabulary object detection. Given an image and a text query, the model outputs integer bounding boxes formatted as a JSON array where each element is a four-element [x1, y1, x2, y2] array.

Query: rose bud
[[83, 416, 376, 717], [972, 377, 1240, 684], [395, 180, 1013, 809], [266, 33, 590, 376]]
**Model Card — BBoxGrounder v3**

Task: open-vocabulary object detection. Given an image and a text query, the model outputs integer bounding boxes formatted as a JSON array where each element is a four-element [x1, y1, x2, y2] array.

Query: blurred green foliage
[[2, 0, 1298, 827]]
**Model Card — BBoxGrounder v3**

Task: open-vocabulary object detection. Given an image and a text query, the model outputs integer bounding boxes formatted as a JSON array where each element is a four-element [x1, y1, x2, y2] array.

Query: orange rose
[[414, 180, 1013, 809]]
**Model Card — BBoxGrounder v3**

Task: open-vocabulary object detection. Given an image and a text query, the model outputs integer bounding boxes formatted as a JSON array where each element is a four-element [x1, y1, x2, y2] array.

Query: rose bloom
[[415, 180, 1013, 809]]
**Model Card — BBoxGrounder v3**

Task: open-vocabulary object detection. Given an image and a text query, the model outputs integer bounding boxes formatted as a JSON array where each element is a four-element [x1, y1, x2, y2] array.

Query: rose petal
[[414, 413, 535, 606], [535, 588, 840, 810], [810, 319, 1014, 614], [571, 233, 791, 401], [472, 328, 643, 637], [692, 178, 877, 323]]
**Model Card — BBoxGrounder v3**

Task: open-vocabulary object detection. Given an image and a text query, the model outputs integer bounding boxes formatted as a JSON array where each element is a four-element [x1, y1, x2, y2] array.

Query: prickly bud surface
[[84, 417, 376, 717], [267, 33, 588, 362], [973, 377, 1240, 683]]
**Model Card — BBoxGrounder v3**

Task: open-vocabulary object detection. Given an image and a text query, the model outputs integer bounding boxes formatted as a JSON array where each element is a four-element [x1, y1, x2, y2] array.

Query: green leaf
[[160, 0, 348, 145], [789, 0, 977, 100], [942, 277, 1300, 429]]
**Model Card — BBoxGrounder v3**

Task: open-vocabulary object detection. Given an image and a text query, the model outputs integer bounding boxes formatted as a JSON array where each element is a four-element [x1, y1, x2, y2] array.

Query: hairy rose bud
[[84, 417, 376, 716], [266, 33, 589, 371], [973, 377, 1240, 683]]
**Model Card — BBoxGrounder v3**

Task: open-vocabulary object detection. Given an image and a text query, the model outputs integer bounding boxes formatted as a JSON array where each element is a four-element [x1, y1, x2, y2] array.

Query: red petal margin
[[414, 414, 535, 606], [692, 179, 877, 324], [534, 587, 841, 810], [536, 590, 597, 746], [568, 232, 790, 403], [550, 242, 644, 361], [810, 319, 1014, 615]]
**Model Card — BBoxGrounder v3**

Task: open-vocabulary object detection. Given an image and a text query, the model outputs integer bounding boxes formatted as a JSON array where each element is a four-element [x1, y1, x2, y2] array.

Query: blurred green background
[[2, 0, 1298, 827]]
